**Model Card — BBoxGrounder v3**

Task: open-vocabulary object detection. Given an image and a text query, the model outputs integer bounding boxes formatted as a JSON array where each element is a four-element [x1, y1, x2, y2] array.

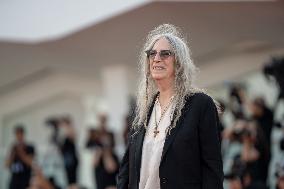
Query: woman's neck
[[156, 80, 175, 109]]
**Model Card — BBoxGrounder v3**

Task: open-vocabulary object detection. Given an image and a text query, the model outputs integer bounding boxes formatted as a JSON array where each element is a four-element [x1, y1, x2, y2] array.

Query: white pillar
[[101, 65, 129, 156]]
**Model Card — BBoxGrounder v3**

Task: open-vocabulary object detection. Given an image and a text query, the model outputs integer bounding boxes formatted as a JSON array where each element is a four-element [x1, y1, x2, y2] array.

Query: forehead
[[152, 37, 172, 50]]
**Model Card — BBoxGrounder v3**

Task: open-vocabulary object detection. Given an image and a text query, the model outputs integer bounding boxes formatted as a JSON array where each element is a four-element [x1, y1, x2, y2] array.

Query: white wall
[[197, 48, 284, 88]]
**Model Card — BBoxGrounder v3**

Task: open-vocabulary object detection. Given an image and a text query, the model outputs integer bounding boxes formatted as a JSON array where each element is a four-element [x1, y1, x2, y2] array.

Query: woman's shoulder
[[185, 92, 218, 112], [187, 92, 214, 104]]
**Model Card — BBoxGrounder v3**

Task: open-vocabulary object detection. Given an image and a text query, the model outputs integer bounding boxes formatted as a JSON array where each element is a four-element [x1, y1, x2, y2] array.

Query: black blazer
[[117, 93, 224, 189]]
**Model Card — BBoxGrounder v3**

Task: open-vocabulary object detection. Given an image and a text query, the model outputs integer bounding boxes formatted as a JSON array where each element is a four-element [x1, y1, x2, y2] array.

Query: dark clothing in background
[[95, 152, 119, 189], [245, 181, 268, 189], [61, 137, 78, 185], [255, 107, 274, 147], [249, 107, 273, 185], [9, 144, 35, 189], [244, 125, 270, 186]]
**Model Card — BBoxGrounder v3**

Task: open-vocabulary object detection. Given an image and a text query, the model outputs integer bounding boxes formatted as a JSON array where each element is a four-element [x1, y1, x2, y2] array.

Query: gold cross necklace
[[154, 95, 175, 138]]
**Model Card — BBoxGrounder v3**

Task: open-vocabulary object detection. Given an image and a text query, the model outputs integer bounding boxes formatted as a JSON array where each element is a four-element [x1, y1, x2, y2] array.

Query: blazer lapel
[[161, 95, 192, 162], [134, 94, 158, 181], [134, 126, 145, 180]]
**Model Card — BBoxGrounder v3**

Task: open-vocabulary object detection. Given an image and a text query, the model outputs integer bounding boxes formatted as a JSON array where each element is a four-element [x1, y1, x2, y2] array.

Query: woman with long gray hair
[[117, 24, 223, 189]]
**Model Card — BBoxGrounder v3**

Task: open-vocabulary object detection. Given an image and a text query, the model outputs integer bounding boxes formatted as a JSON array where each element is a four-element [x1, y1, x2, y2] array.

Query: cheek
[[168, 58, 175, 74], [149, 60, 154, 68], [148, 62, 153, 72], [168, 63, 175, 75]]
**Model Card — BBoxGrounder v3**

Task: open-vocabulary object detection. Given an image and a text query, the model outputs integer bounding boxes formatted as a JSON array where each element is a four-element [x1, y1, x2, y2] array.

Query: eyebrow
[[150, 49, 172, 51]]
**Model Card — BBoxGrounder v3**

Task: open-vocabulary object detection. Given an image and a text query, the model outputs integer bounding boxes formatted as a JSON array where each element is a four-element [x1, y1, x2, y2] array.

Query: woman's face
[[148, 37, 175, 82]]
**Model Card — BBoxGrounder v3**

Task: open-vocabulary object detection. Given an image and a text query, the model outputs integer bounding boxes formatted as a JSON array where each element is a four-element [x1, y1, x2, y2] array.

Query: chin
[[152, 76, 166, 81], [150, 72, 162, 78]]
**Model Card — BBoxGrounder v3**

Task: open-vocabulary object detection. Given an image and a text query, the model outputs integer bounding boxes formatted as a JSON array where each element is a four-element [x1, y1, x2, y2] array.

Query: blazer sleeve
[[117, 137, 130, 189], [199, 96, 224, 189]]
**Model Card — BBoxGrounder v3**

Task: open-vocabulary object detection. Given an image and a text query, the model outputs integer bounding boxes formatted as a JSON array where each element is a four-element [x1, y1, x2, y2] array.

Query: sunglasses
[[145, 49, 174, 60]]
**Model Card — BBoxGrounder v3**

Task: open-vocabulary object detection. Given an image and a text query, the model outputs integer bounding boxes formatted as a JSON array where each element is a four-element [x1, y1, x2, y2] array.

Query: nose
[[153, 52, 161, 62]]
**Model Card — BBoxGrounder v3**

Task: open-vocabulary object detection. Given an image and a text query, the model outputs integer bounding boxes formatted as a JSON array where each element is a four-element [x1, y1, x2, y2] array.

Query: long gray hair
[[133, 24, 205, 134]]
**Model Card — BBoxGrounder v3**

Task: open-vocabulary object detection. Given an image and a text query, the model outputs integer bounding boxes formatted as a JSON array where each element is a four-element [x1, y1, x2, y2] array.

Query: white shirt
[[138, 100, 175, 189]]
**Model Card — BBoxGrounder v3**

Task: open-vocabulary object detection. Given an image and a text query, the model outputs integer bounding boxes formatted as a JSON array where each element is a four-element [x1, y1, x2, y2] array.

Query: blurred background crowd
[[0, 0, 284, 189]]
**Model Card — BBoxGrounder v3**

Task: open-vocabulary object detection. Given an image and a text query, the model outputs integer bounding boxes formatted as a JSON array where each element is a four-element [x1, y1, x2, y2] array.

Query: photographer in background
[[248, 97, 274, 152], [241, 121, 270, 183], [5, 125, 36, 189], [46, 116, 79, 189], [93, 114, 119, 189], [58, 116, 79, 189], [86, 128, 101, 149]]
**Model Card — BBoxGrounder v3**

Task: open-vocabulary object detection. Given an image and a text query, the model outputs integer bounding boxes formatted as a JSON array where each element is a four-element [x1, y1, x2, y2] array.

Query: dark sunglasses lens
[[149, 50, 157, 58], [160, 50, 171, 58], [146, 50, 172, 59]]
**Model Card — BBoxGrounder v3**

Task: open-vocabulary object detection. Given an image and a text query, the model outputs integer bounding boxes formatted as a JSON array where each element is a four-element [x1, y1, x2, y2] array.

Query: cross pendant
[[153, 128, 160, 138]]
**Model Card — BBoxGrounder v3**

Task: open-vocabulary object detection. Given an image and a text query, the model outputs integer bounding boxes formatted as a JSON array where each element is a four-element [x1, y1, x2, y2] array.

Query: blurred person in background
[[58, 116, 79, 189], [232, 87, 273, 152], [86, 128, 101, 149], [241, 168, 268, 189], [248, 97, 274, 150], [240, 93, 272, 183], [5, 125, 36, 189], [225, 157, 268, 189], [224, 154, 246, 189], [223, 119, 270, 186], [96, 114, 115, 148], [94, 114, 119, 189], [117, 24, 223, 189], [28, 167, 61, 189]]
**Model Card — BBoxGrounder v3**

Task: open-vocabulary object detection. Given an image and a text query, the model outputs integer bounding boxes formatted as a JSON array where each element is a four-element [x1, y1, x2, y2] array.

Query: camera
[[85, 128, 101, 149], [232, 129, 252, 143], [232, 128, 252, 142]]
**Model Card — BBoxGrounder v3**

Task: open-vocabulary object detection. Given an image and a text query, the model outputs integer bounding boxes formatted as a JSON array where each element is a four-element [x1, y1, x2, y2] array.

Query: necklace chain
[[153, 95, 175, 138]]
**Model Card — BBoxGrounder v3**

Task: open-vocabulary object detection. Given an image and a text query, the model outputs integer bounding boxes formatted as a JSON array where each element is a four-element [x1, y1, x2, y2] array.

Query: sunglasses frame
[[145, 49, 174, 60]]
